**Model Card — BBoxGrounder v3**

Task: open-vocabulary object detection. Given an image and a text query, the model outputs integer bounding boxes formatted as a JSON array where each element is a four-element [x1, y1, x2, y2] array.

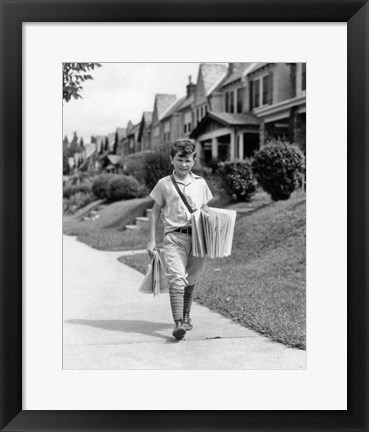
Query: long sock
[[183, 284, 195, 314], [169, 286, 184, 322]]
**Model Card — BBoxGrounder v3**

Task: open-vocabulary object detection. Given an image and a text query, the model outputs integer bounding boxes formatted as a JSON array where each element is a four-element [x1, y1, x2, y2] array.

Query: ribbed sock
[[183, 284, 195, 314], [169, 286, 184, 322]]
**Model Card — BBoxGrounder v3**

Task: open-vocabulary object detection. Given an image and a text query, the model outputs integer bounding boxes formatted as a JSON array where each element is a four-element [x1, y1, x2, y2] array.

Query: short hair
[[170, 138, 197, 158]]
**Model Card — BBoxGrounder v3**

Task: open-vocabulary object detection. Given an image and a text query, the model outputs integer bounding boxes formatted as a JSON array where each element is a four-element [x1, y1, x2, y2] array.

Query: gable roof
[[127, 123, 140, 138], [154, 94, 177, 121], [143, 111, 153, 126], [190, 111, 260, 138], [116, 127, 126, 141], [161, 96, 187, 121], [200, 63, 228, 96], [107, 154, 122, 165], [178, 94, 194, 111], [220, 63, 254, 87], [138, 111, 153, 141], [247, 62, 270, 75]]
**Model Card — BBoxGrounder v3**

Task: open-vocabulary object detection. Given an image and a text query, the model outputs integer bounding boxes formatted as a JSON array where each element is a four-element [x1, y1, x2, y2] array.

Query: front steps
[[125, 208, 152, 231]]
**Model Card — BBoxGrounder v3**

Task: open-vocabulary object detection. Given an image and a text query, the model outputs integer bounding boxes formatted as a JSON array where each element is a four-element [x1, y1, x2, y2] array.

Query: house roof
[[127, 123, 140, 137], [108, 133, 115, 144], [200, 63, 228, 96], [107, 154, 122, 165], [161, 96, 187, 120], [143, 111, 153, 125], [84, 143, 96, 159], [247, 62, 270, 75], [178, 94, 194, 111], [155, 94, 177, 120], [220, 63, 253, 87], [116, 127, 127, 140], [190, 111, 260, 138]]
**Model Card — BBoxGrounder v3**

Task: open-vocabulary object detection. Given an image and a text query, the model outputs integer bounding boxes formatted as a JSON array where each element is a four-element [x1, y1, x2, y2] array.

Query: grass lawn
[[63, 197, 164, 250], [119, 191, 306, 349]]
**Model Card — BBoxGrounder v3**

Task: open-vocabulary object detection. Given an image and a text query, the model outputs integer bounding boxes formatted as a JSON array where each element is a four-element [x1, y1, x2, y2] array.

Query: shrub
[[92, 174, 115, 199], [252, 139, 305, 201], [143, 152, 172, 190], [107, 175, 141, 202], [217, 160, 257, 202], [63, 192, 95, 215], [192, 166, 213, 180], [63, 182, 92, 199], [123, 154, 147, 184]]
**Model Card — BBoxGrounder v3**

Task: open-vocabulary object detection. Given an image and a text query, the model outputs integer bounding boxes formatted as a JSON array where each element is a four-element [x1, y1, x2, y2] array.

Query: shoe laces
[[183, 312, 191, 323]]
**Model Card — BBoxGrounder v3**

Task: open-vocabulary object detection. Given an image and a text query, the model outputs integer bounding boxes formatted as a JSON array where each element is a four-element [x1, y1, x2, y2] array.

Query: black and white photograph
[[63, 62, 307, 370]]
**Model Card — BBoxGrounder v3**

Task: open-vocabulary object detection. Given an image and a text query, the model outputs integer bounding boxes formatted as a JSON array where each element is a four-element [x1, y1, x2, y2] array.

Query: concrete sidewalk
[[63, 235, 306, 369]]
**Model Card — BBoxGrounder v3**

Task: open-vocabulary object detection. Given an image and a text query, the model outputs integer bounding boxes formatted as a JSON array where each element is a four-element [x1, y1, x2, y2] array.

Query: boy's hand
[[146, 240, 156, 258]]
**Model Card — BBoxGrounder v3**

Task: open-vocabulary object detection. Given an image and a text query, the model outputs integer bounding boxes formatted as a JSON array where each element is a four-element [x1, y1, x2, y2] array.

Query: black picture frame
[[1, 1, 368, 431]]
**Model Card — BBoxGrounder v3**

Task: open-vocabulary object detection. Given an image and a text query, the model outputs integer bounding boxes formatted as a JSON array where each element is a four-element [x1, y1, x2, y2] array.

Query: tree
[[63, 63, 101, 102]]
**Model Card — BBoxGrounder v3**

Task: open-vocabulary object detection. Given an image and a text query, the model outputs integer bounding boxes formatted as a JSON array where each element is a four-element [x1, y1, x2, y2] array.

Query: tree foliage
[[63, 63, 101, 102]]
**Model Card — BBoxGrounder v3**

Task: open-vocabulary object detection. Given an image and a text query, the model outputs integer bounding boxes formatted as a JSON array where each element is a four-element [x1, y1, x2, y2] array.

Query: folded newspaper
[[191, 207, 236, 258], [138, 250, 169, 296]]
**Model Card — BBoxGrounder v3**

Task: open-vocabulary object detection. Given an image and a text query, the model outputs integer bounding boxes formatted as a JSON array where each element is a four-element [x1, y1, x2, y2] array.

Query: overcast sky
[[63, 63, 201, 143]]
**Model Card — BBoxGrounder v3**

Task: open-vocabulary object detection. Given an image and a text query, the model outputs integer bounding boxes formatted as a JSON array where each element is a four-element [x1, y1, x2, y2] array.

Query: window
[[250, 75, 272, 109], [184, 111, 192, 133], [225, 91, 235, 113], [197, 108, 200, 124], [236, 88, 243, 113], [302, 63, 306, 91], [253, 79, 260, 108], [229, 91, 234, 113], [262, 75, 271, 105], [225, 92, 229, 112], [164, 122, 170, 142]]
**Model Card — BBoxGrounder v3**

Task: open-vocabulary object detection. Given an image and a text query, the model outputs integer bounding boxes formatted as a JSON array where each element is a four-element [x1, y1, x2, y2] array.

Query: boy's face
[[170, 152, 196, 179]]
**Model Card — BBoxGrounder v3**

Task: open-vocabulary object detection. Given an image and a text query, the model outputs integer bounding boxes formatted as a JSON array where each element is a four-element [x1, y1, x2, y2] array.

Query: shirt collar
[[172, 170, 196, 185]]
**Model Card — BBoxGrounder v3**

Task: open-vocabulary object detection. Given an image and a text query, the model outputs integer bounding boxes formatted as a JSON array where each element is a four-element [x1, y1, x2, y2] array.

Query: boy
[[146, 139, 213, 340]]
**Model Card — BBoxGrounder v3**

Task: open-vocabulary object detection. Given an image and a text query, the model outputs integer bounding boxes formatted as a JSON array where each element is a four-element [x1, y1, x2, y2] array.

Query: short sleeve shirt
[[150, 171, 213, 233]]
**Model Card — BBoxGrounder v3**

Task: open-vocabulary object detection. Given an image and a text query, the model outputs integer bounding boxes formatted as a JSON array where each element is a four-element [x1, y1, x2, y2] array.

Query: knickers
[[164, 231, 205, 321]]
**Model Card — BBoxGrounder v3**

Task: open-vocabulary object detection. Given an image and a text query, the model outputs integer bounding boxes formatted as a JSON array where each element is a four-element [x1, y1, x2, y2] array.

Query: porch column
[[196, 140, 204, 166], [239, 133, 244, 160], [211, 137, 218, 162], [230, 132, 235, 160]]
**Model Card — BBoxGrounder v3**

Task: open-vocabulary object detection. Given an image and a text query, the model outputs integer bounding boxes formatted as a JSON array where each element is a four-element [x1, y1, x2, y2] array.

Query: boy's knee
[[169, 285, 185, 294]]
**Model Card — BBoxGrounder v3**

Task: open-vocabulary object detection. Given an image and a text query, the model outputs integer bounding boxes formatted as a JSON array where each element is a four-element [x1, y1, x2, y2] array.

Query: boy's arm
[[146, 201, 163, 257]]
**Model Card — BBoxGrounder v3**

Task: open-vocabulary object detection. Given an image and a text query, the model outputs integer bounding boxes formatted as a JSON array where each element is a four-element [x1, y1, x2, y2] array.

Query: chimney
[[228, 62, 244, 76], [186, 75, 196, 98]]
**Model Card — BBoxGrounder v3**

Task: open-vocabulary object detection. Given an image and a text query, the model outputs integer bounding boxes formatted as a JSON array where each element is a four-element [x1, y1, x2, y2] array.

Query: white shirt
[[150, 171, 213, 233]]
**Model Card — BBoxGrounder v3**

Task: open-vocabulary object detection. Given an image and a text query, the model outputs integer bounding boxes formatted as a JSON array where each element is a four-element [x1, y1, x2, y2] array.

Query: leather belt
[[173, 227, 192, 235]]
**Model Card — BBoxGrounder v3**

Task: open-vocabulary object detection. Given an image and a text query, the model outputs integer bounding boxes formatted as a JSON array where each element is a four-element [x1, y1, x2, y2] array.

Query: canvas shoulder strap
[[170, 174, 195, 214]]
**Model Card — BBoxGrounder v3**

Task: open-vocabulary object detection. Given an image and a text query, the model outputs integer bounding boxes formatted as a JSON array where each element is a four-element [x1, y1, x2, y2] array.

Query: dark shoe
[[172, 320, 186, 340], [183, 312, 193, 331]]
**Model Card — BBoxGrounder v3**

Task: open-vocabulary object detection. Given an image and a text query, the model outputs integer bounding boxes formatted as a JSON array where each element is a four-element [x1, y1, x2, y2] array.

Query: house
[[248, 62, 306, 151], [190, 63, 260, 165], [193, 63, 228, 126], [137, 111, 153, 152], [159, 96, 187, 150], [115, 127, 126, 155], [123, 120, 140, 156], [151, 94, 177, 149], [107, 132, 116, 152]]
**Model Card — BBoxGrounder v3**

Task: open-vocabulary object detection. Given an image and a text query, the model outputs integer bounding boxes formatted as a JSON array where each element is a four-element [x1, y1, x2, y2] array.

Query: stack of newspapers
[[191, 207, 237, 258], [139, 250, 169, 296]]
